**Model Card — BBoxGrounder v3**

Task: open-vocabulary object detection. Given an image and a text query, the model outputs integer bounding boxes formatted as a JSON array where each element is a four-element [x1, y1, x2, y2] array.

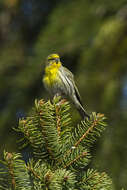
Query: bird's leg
[[53, 93, 67, 106], [53, 93, 61, 106], [54, 93, 61, 98], [59, 98, 67, 105]]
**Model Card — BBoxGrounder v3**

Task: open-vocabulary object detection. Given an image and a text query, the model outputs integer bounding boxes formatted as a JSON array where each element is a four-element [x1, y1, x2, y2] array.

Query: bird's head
[[47, 54, 60, 65]]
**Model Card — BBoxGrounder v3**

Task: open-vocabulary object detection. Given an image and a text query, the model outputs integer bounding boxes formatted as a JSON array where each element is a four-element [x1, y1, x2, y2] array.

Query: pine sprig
[[0, 97, 114, 189], [57, 112, 106, 170], [27, 159, 77, 190], [0, 162, 10, 190], [49, 169, 76, 190], [72, 112, 106, 148], [18, 99, 63, 162], [52, 96, 72, 137], [17, 97, 73, 166], [0, 152, 32, 190], [78, 169, 113, 190], [27, 159, 53, 189], [17, 98, 108, 171], [36, 99, 63, 161], [63, 147, 91, 169], [18, 115, 48, 159]]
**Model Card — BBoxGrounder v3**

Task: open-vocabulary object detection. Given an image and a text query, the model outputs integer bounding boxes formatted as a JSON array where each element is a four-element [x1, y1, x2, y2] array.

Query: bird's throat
[[44, 62, 61, 86]]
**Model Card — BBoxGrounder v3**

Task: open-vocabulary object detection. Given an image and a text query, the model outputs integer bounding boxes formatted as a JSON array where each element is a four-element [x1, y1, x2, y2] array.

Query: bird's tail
[[72, 94, 90, 120], [77, 104, 90, 120]]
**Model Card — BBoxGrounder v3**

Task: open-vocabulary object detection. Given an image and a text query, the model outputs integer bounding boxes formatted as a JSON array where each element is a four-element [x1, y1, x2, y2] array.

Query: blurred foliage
[[0, 0, 127, 189]]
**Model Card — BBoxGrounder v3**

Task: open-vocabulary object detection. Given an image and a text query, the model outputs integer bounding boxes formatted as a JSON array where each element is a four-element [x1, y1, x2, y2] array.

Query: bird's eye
[[55, 58, 59, 63]]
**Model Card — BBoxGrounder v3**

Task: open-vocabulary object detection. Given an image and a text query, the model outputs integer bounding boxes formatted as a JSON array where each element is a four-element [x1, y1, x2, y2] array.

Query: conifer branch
[[64, 151, 88, 168], [49, 169, 76, 190], [52, 96, 72, 138], [35, 99, 56, 159], [27, 165, 42, 181], [4, 152, 16, 189], [78, 169, 113, 189], [74, 113, 105, 148], [53, 97, 66, 136], [54, 101, 62, 136], [0, 98, 113, 189], [0, 152, 32, 190], [58, 112, 106, 169]]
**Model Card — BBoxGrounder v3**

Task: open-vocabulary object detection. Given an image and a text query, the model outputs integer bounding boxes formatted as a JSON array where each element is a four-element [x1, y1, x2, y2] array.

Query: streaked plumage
[[43, 53, 89, 119]]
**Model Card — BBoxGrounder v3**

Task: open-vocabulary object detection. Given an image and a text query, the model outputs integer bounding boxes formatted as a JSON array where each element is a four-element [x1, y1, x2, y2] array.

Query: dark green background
[[0, 0, 127, 189]]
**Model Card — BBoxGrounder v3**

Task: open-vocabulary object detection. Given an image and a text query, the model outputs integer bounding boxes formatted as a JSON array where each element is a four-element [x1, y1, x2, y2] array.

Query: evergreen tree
[[0, 97, 113, 189]]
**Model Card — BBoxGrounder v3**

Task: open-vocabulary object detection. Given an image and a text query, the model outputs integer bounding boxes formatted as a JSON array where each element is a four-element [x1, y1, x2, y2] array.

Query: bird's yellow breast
[[43, 62, 61, 86]]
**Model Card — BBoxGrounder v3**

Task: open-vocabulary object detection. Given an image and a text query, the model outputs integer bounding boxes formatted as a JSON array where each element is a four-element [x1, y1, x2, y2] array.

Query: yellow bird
[[43, 53, 89, 119]]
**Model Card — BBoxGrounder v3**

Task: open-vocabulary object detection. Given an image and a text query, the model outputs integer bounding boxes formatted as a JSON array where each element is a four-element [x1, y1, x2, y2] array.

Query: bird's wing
[[60, 66, 83, 106]]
